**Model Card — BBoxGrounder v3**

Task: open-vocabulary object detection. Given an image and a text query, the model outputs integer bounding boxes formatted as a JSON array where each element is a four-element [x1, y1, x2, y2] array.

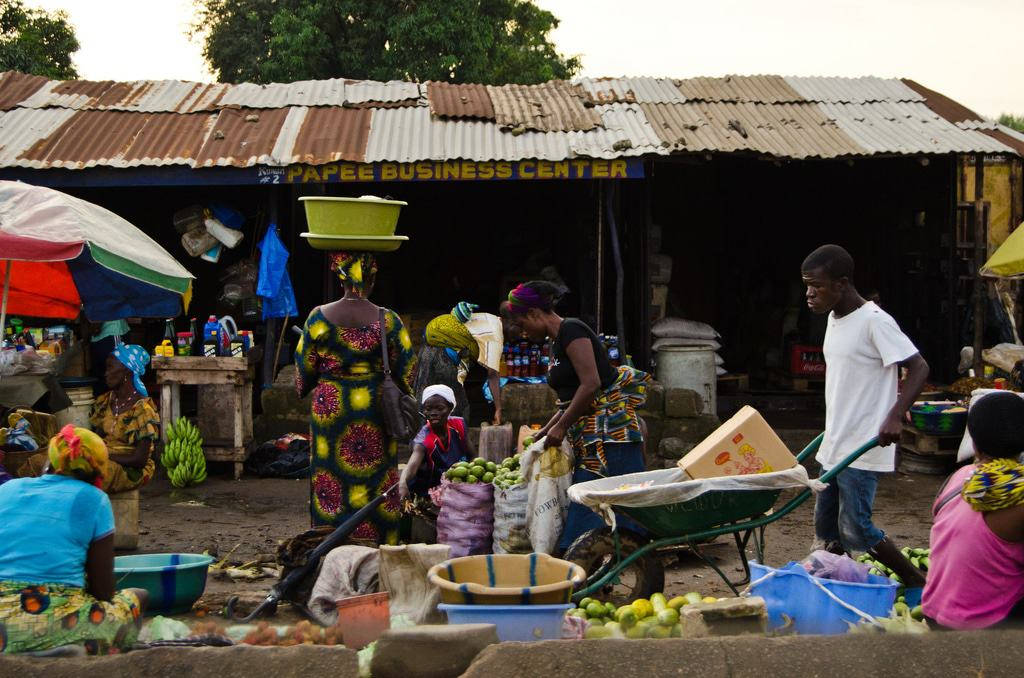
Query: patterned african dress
[[0, 583, 142, 655], [18, 394, 159, 494], [295, 306, 416, 544]]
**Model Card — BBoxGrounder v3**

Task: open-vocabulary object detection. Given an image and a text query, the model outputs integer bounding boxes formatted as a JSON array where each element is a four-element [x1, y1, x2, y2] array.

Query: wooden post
[[972, 154, 986, 377]]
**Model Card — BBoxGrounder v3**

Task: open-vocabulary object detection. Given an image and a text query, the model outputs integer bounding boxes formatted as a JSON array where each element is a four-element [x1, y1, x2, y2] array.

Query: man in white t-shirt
[[802, 244, 929, 588]]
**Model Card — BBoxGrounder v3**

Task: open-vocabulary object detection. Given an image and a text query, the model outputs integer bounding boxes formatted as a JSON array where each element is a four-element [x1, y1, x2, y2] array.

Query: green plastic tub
[[299, 196, 407, 237], [114, 553, 214, 616]]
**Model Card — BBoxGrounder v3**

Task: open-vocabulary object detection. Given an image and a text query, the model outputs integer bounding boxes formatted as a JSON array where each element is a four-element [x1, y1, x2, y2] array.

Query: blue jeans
[[813, 466, 885, 552], [557, 441, 646, 551]]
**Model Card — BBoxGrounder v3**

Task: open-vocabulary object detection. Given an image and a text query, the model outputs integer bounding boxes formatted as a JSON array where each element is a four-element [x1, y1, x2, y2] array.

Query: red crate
[[790, 344, 826, 377]]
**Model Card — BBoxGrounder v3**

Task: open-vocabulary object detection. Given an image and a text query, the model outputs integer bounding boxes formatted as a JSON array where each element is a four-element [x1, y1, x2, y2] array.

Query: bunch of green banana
[[162, 416, 207, 487]]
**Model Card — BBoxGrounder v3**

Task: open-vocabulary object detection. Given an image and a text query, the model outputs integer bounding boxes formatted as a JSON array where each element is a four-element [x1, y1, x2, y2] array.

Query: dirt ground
[[136, 455, 944, 621]]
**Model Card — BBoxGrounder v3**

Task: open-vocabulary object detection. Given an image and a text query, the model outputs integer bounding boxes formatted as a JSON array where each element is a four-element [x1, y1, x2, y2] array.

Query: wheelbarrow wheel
[[564, 527, 664, 606]]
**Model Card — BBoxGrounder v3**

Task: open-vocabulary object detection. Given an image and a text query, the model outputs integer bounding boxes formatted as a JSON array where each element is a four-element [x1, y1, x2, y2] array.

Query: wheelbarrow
[[565, 434, 879, 604]]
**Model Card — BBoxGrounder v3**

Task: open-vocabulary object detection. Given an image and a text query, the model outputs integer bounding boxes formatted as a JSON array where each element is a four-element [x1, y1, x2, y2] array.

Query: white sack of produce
[[378, 543, 450, 625], [715, 353, 724, 367], [435, 478, 494, 557], [521, 438, 574, 555], [568, 466, 824, 528], [492, 483, 532, 554], [307, 545, 380, 627], [957, 388, 1024, 462], [652, 317, 721, 340], [651, 337, 721, 352]]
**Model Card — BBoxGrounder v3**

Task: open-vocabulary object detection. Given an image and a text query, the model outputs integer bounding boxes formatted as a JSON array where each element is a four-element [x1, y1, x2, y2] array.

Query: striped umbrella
[[0, 181, 193, 334]]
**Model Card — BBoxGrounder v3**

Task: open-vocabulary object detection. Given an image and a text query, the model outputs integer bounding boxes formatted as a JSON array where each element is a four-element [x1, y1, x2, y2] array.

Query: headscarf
[[329, 252, 378, 294], [422, 384, 457, 408], [48, 424, 108, 488], [452, 301, 478, 324], [962, 458, 1024, 512], [507, 283, 550, 315], [112, 344, 150, 397], [425, 313, 478, 361]]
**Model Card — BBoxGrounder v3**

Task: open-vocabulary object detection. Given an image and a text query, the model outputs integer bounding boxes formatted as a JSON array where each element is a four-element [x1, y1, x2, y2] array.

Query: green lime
[[450, 466, 469, 478], [470, 465, 486, 477], [486, 461, 498, 473], [482, 472, 495, 483], [585, 602, 604, 618]]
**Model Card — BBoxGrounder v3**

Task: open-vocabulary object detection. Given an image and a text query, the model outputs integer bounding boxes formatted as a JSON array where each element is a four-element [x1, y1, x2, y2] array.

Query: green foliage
[[998, 114, 1024, 133], [193, 0, 580, 85], [0, 0, 78, 78]]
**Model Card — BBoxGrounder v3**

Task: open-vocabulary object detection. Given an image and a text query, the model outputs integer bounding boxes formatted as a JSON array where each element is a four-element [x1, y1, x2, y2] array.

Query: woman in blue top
[[0, 425, 148, 655]]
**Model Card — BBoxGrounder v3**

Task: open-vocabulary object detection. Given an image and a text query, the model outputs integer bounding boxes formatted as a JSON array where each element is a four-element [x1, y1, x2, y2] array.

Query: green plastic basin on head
[[114, 553, 213, 616], [299, 196, 407, 237]]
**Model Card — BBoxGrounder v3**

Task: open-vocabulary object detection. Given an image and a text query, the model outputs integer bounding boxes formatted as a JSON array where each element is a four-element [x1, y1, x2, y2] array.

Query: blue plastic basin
[[749, 561, 898, 635], [438, 603, 571, 642], [114, 553, 214, 616]]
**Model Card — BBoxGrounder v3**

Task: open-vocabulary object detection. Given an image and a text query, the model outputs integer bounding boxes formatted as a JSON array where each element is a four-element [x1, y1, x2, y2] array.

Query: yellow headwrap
[[425, 313, 479, 361], [48, 424, 108, 488], [329, 252, 378, 293]]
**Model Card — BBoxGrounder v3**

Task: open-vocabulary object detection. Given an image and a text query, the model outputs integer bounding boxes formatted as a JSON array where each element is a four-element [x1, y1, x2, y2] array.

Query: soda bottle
[[163, 318, 175, 343], [188, 317, 200, 356]]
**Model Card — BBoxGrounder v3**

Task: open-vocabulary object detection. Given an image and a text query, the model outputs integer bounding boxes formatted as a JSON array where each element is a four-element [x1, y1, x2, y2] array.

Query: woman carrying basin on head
[[295, 251, 416, 544]]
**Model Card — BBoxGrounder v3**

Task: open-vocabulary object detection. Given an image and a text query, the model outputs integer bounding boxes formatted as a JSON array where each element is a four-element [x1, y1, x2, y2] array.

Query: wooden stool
[[110, 490, 139, 551]]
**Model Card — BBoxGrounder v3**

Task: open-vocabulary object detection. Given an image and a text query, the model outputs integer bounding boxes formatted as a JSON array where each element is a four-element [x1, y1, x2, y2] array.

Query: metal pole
[[596, 182, 604, 333], [606, 182, 626, 359], [972, 154, 986, 377], [0, 260, 10, 361]]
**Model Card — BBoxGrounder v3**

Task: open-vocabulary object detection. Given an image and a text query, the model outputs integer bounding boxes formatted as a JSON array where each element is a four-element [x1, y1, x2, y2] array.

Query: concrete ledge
[[0, 644, 359, 678], [462, 630, 1024, 678]]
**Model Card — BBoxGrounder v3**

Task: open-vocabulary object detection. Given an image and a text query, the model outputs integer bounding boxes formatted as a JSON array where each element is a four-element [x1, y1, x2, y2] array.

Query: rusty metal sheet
[[639, 101, 865, 158], [288, 106, 370, 164], [486, 81, 601, 132], [16, 110, 213, 168], [193, 107, 290, 167], [675, 76, 805, 104], [0, 71, 50, 110], [0, 107, 77, 166], [901, 78, 980, 124], [426, 82, 494, 120]]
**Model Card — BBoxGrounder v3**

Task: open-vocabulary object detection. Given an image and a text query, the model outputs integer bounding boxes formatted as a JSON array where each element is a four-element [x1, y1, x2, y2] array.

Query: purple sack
[[801, 550, 872, 584], [436, 478, 495, 557]]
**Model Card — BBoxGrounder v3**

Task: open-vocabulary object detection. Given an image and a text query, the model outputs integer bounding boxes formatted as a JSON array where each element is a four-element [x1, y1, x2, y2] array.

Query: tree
[[0, 0, 78, 78], [193, 0, 580, 85], [999, 114, 1024, 133]]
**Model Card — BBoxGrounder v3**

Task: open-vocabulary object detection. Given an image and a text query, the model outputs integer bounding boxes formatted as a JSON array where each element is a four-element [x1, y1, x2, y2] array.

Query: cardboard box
[[676, 406, 797, 479]]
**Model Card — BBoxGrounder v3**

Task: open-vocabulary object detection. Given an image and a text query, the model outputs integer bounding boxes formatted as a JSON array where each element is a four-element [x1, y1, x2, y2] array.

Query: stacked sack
[[651, 317, 726, 376]]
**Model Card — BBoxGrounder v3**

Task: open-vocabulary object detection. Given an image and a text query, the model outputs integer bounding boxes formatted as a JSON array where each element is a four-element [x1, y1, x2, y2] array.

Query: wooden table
[[152, 352, 258, 480]]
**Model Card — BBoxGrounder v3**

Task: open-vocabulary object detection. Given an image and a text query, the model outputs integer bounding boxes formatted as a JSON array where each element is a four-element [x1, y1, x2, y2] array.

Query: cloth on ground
[[378, 544, 451, 624], [245, 433, 310, 478], [307, 545, 380, 627]]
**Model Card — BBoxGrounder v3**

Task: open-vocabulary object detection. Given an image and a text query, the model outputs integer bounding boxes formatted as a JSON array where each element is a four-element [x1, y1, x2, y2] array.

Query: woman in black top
[[505, 281, 650, 551]]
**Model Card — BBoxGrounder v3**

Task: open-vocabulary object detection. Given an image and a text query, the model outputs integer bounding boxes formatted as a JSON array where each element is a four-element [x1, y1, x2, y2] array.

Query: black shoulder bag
[[378, 308, 422, 441]]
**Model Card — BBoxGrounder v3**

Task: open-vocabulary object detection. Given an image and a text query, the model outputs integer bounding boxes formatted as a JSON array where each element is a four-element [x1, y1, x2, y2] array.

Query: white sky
[[31, 0, 1024, 117]]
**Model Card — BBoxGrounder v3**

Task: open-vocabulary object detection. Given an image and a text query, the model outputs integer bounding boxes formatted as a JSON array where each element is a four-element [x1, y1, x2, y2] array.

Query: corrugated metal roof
[[15, 110, 213, 168], [487, 81, 601, 132], [676, 76, 805, 104], [784, 76, 924, 103], [0, 71, 50, 110], [0, 71, 1016, 170], [426, 82, 495, 120], [818, 101, 1012, 155], [640, 101, 865, 158], [288, 106, 370, 164], [194, 107, 290, 168], [0, 107, 77, 166], [575, 77, 685, 104]]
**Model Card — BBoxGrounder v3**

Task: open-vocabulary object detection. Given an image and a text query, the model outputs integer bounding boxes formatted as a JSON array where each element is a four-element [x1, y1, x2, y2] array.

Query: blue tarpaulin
[[257, 226, 298, 320]]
